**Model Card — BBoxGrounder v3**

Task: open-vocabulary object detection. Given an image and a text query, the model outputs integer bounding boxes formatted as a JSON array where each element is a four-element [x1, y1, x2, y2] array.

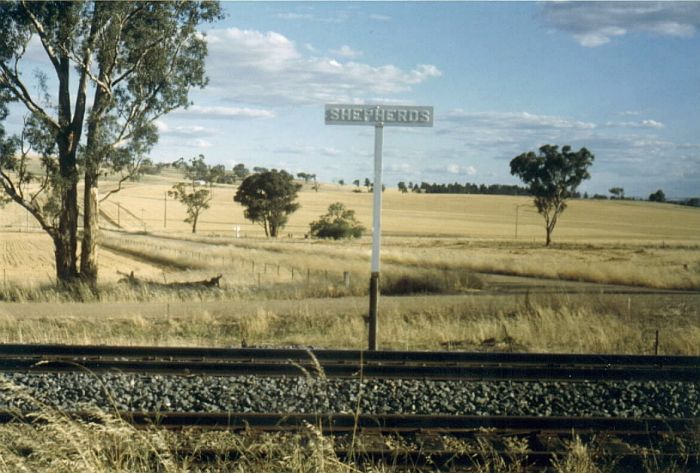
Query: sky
[[5, 1, 700, 198]]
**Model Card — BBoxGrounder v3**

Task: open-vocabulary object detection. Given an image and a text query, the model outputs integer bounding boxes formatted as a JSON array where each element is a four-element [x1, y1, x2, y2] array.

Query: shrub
[[309, 202, 365, 240], [381, 269, 484, 295]]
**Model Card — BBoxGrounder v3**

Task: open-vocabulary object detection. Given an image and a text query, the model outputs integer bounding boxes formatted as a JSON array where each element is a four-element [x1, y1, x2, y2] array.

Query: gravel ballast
[[1, 372, 698, 418]]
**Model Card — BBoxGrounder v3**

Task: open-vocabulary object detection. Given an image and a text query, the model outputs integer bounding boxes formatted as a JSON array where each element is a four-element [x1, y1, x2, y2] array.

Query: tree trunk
[[80, 72, 110, 287], [80, 172, 99, 285], [55, 56, 81, 283], [53, 143, 80, 284], [53, 230, 78, 284]]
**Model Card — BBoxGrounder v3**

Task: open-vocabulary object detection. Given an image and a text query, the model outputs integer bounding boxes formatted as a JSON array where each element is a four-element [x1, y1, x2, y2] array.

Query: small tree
[[609, 187, 625, 200], [510, 144, 594, 246], [233, 169, 301, 237], [309, 202, 365, 239], [649, 189, 666, 202], [184, 154, 210, 183], [297, 172, 311, 182], [353, 179, 360, 188], [232, 163, 249, 182], [398, 182, 408, 193], [168, 179, 212, 234]]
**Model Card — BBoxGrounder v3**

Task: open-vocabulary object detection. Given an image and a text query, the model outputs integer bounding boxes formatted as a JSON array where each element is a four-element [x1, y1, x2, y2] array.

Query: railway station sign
[[325, 104, 433, 127], [325, 103, 434, 351]]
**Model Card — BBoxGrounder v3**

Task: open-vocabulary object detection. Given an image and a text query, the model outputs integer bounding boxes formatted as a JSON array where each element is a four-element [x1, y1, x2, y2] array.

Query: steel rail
[[1, 343, 698, 367], [1, 411, 696, 435], [0, 410, 695, 469], [0, 357, 697, 382], [0, 343, 698, 382]]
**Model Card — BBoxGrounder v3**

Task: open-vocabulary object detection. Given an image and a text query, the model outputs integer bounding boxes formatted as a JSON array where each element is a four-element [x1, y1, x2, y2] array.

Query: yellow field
[[2, 168, 699, 241], [0, 170, 698, 287], [0, 170, 698, 354]]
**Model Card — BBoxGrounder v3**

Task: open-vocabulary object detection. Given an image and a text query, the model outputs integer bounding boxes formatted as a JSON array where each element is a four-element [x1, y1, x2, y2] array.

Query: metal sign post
[[325, 104, 434, 350]]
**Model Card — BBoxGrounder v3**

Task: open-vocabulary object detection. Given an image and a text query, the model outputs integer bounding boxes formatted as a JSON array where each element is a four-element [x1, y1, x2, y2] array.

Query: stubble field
[[0, 171, 698, 354]]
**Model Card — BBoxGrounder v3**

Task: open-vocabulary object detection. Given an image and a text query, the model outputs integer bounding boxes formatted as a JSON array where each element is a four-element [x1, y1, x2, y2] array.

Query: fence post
[[343, 271, 350, 289], [654, 330, 660, 355]]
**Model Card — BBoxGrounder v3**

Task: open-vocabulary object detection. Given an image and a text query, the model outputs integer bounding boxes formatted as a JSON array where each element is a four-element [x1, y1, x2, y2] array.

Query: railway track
[[1, 411, 696, 470], [0, 343, 698, 382], [1, 344, 697, 469]]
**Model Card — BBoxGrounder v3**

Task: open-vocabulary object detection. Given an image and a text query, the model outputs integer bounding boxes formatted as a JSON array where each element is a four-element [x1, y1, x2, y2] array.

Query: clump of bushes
[[309, 202, 365, 240], [381, 269, 484, 295]]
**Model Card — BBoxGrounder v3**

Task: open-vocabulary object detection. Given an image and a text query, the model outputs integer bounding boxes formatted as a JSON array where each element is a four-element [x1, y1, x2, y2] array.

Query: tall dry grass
[[0, 292, 696, 355]]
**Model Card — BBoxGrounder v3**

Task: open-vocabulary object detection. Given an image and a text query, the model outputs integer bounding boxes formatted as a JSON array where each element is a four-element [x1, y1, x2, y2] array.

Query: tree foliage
[[0, 1, 222, 284], [407, 181, 529, 196], [183, 154, 211, 182], [233, 169, 301, 238], [649, 189, 666, 203], [232, 163, 249, 182], [309, 202, 365, 240], [609, 187, 625, 199], [510, 144, 594, 246], [168, 181, 211, 234]]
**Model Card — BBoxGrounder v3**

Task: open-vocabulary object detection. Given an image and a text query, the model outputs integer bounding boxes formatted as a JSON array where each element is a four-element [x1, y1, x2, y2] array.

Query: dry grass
[[0, 292, 696, 355], [0, 172, 697, 354]]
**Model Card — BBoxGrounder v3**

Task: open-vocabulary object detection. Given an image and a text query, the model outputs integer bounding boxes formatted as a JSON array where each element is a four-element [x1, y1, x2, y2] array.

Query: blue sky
[[6, 1, 700, 198]]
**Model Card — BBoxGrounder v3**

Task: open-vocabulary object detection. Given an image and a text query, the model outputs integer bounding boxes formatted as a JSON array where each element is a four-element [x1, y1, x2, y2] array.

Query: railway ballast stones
[[1, 372, 697, 419]]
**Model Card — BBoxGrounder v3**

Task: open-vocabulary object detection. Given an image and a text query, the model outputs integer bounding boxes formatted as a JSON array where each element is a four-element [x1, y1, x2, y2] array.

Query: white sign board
[[325, 104, 434, 127]]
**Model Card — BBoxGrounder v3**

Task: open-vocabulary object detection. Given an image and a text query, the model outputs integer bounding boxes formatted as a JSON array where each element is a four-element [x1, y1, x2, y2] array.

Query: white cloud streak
[[542, 2, 700, 47], [175, 105, 275, 120], [330, 45, 363, 58]]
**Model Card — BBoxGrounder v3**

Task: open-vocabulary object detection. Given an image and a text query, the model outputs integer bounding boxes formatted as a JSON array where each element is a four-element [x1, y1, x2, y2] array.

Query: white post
[[371, 123, 384, 273], [324, 103, 433, 352], [368, 122, 383, 351]]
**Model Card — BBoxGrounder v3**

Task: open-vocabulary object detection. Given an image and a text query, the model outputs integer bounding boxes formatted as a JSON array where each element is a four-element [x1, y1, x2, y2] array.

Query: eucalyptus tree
[[234, 169, 301, 238], [0, 1, 222, 285], [510, 144, 594, 246]]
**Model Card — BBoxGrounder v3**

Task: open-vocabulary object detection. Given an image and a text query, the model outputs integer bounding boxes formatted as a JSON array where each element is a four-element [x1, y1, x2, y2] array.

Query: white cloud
[[442, 110, 596, 131], [178, 138, 213, 149], [330, 45, 363, 58], [203, 28, 442, 105], [574, 27, 627, 47], [605, 119, 665, 129], [542, 2, 700, 47], [154, 120, 219, 137], [446, 164, 477, 176], [176, 105, 275, 120]]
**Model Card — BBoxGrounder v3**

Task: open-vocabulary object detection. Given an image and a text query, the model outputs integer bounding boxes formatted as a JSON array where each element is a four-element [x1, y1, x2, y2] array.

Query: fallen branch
[[117, 271, 222, 288]]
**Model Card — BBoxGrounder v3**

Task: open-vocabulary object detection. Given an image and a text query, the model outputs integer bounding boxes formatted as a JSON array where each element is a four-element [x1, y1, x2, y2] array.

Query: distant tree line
[[397, 181, 531, 196]]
